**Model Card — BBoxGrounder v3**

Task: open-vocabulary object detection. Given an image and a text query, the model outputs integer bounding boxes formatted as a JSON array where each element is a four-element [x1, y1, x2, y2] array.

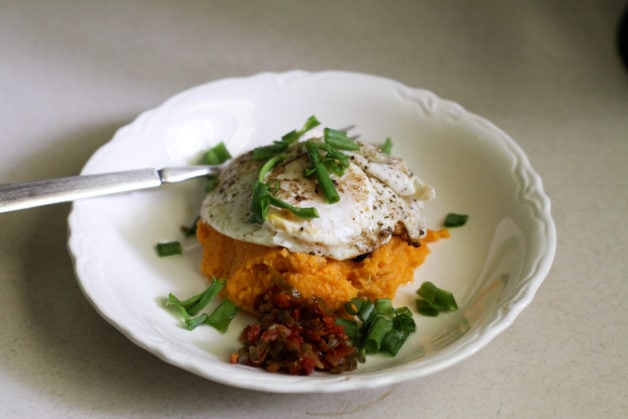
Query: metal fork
[[0, 126, 358, 213], [0, 165, 227, 214]]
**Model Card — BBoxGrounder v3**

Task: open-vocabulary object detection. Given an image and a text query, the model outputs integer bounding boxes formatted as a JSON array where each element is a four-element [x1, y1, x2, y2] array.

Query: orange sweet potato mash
[[197, 221, 448, 313]]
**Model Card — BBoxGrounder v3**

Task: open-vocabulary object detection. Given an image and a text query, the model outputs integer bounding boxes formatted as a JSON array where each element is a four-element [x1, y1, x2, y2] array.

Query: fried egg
[[200, 137, 434, 261]]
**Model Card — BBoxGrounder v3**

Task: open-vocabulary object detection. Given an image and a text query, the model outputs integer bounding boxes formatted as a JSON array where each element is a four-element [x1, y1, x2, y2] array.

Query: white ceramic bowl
[[68, 71, 556, 393]]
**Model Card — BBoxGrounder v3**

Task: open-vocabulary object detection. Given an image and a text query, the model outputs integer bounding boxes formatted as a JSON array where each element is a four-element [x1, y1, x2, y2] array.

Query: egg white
[[200, 139, 434, 260]]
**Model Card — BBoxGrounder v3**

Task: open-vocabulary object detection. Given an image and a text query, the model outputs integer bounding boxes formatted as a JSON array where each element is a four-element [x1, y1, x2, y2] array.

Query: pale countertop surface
[[1, 1, 626, 418]]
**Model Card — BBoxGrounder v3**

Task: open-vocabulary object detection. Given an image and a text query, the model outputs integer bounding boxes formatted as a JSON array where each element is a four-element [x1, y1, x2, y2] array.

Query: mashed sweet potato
[[197, 221, 448, 313]]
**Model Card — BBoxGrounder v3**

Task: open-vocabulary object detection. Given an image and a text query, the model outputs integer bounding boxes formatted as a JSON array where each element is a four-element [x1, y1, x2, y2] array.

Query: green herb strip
[[415, 281, 459, 317], [252, 115, 320, 161], [381, 137, 393, 155], [444, 213, 468, 227], [303, 127, 360, 203], [180, 215, 200, 237], [248, 153, 320, 223], [205, 142, 232, 165], [337, 297, 416, 357], [323, 127, 360, 150], [155, 241, 182, 257], [248, 117, 362, 223], [165, 278, 239, 333], [304, 139, 340, 204], [205, 299, 239, 333]]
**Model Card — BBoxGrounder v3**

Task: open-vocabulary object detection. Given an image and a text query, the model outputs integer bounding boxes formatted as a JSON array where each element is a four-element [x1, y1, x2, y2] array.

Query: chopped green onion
[[168, 292, 202, 312], [416, 281, 458, 312], [357, 298, 375, 324], [166, 278, 224, 315], [185, 313, 209, 330], [205, 142, 232, 165], [165, 294, 191, 321], [341, 297, 416, 358], [319, 143, 351, 177], [258, 154, 285, 182], [187, 278, 225, 315], [281, 115, 321, 144], [416, 299, 440, 317], [374, 298, 394, 316], [249, 117, 362, 222], [252, 115, 320, 160], [155, 241, 182, 257], [415, 281, 458, 317], [364, 316, 392, 354], [249, 156, 281, 223], [180, 215, 200, 237], [166, 293, 185, 307], [344, 298, 363, 316], [323, 127, 360, 150], [416, 281, 439, 305], [393, 311, 417, 335], [444, 213, 468, 227], [165, 279, 239, 333], [206, 299, 239, 333], [394, 306, 413, 318], [381, 137, 393, 155], [249, 152, 319, 223], [304, 139, 340, 204], [381, 329, 408, 356], [267, 194, 319, 219], [249, 180, 271, 224], [251, 142, 289, 160]]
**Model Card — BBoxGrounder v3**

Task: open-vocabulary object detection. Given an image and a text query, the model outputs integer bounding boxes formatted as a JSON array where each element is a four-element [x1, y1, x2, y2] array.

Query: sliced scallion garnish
[[267, 194, 319, 219], [381, 329, 409, 356], [252, 115, 320, 160], [444, 213, 468, 227], [344, 298, 362, 316], [304, 139, 340, 204], [251, 142, 290, 161], [205, 299, 239, 333], [155, 241, 182, 257], [392, 309, 417, 335], [415, 281, 459, 316], [416, 299, 440, 317], [205, 142, 232, 165], [339, 297, 416, 358], [249, 180, 271, 224], [249, 117, 360, 223], [281, 115, 321, 144], [381, 137, 393, 155], [165, 279, 239, 333], [165, 278, 224, 315], [166, 294, 191, 321], [202, 142, 231, 194], [185, 313, 209, 330], [364, 316, 392, 354], [318, 142, 351, 177], [186, 278, 225, 316], [249, 156, 283, 223], [374, 298, 394, 316], [323, 127, 360, 151], [248, 153, 319, 223], [357, 298, 375, 324], [180, 215, 200, 237]]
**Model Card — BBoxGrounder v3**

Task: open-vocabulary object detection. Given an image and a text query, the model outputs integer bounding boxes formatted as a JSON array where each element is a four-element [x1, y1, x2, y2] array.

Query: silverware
[[0, 125, 359, 214], [0, 165, 224, 213]]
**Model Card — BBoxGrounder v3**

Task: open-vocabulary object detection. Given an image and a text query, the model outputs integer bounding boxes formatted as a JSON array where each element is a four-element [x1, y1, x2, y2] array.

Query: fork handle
[[0, 169, 161, 213]]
